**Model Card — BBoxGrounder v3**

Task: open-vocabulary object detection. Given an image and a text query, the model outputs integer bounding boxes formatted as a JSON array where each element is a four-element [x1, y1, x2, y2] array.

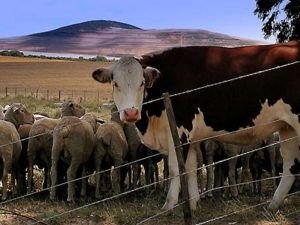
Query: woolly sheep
[[50, 113, 97, 202], [0, 106, 4, 120], [27, 101, 86, 193], [0, 103, 34, 200], [94, 120, 128, 197]]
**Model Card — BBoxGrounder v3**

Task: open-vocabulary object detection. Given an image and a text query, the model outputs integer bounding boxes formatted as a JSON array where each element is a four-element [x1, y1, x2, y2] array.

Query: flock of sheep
[[0, 100, 162, 203], [0, 100, 283, 206]]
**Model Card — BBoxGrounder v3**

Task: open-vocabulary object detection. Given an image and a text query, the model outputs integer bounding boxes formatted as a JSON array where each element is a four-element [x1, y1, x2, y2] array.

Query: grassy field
[[0, 56, 113, 102], [0, 56, 299, 225]]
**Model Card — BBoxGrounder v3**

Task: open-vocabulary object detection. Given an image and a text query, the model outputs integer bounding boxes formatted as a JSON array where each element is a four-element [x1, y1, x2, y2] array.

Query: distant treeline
[[0, 50, 115, 62]]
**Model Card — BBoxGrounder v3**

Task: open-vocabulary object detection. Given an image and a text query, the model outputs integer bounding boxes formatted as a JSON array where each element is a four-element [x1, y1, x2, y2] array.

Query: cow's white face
[[92, 56, 160, 123]]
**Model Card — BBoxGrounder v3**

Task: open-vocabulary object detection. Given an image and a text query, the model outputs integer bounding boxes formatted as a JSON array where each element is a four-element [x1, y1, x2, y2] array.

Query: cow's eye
[[113, 81, 119, 88]]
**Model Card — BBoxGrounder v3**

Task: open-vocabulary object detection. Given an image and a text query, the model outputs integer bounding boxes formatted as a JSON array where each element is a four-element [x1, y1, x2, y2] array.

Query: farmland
[[0, 56, 299, 225], [0, 56, 113, 102]]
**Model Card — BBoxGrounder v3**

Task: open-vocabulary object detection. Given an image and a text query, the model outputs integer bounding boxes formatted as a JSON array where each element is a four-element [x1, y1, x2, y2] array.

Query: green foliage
[[0, 49, 113, 62], [0, 50, 24, 57], [254, 0, 300, 42]]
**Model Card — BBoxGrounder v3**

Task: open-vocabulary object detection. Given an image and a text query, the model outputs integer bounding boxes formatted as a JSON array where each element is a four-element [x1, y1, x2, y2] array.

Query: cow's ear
[[92, 68, 112, 83], [144, 67, 160, 88]]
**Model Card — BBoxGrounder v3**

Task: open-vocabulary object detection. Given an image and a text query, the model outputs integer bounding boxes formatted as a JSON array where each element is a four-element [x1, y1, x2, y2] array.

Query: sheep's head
[[80, 113, 98, 133], [4, 103, 34, 128], [61, 100, 85, 118], [0, 106, 4, 120]]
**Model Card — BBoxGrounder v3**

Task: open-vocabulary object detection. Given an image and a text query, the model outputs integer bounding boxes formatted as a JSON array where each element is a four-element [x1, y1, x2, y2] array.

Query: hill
[[0, 20, 267, 56]]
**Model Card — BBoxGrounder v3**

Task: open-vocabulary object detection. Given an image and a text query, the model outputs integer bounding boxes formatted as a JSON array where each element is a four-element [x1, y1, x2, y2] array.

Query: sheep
[[0, 105, 4, 120], [201, 140, 242, 198], [49, 113, 97, 202], [17, 124, 33, 195], [135, 144, 163, 188], [94, 119, 128, 197], [248, 132, 282, 194], [60, 100, 86, 117], [27, 100, 86, 193], [0, 103, 34, 200], [109, 104, 141, 190]]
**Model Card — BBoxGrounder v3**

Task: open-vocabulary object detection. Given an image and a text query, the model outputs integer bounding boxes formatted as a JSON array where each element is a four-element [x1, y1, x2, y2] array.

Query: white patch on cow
[[142, 110, 170, 155], [141, 98, 300, 211], [178, 126, 190, 141], [189, 108, 218, 142], [111, 57, 145, 121], [185, 143, 199, 210], [269, 127, 300, 211], [189, 99, 300, 146]]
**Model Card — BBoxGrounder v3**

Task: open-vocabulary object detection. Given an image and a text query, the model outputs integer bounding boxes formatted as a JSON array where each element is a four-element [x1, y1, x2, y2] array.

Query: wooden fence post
[[5, 87, 7, 97], [162, 92, 193, 225], [58, 90, 61, 102]]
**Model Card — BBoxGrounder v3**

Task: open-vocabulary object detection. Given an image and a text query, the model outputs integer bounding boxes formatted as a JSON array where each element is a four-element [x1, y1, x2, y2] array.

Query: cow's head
[[92, 56, 160, 123]]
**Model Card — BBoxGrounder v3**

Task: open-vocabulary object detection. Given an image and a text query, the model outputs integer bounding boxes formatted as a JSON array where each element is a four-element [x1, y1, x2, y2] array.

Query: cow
[[92, 42, 300, 212]]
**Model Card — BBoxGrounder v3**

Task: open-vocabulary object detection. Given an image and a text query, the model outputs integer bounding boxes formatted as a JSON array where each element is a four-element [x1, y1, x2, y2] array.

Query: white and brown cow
[[92, 42, 300, 211]]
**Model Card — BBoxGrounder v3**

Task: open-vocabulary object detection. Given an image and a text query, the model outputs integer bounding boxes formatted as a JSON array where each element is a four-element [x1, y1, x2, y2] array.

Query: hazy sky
[[1, 0, 274, 42]]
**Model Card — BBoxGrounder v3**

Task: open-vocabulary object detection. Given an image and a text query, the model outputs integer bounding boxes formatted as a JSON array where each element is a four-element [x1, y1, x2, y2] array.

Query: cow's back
[[139, 44, 300, 132]]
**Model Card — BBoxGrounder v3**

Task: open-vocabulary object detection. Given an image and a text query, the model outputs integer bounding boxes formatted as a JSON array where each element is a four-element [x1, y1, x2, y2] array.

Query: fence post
[[58, 90, 61, 102], [36, 89, 39, 99], [47, 90, 49, 100], [162, 92, 193, 225], [24, 88, 26, 97], [5, 87, 7, 97]]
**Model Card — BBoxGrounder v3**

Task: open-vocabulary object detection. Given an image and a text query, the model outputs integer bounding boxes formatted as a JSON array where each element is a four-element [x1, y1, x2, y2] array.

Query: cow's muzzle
[[124, 108, 139, 123]]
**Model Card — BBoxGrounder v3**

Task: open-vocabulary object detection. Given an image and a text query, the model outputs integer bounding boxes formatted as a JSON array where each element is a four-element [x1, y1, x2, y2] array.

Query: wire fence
[[0, 86, 103, 103], [1, 112, 299, 224], [1, 61, 300, 224]]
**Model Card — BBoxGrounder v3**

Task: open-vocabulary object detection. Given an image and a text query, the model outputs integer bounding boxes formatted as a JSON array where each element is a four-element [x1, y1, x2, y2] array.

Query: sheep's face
[[6, 103, 34, 125], [61, 101, 85, 117]]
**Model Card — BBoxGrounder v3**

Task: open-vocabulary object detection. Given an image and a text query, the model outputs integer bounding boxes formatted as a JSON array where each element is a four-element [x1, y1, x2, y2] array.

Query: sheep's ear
[[13, 105, 20, 112], [96, 118, 105, 124], [144, 67, 160, 88], [102, 102, 115, 110], [92, 68, 112, 83]]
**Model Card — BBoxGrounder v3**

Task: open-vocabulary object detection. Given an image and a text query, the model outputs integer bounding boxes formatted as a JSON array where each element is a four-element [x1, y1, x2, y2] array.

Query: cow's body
[[92, 42, 300, 211]]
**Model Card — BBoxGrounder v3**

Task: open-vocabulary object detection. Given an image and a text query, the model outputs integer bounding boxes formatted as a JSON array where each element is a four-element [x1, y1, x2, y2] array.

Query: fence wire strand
[[1, 60, 300, 224], [1, 117, 293, 206]]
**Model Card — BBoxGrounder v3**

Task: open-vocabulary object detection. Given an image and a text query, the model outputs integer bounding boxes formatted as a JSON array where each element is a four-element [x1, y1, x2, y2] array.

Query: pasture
[[0, 56, 299, 225]]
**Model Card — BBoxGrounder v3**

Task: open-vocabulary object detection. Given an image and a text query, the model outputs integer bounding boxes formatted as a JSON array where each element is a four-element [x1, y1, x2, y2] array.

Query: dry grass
[[0, 56, 299, 225], [0, 56, 113, 101], [0, 56, 67, 62]]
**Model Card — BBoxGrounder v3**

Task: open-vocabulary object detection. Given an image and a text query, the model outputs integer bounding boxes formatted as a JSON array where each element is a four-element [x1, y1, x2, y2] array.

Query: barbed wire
[[1, 60, 300, 224], [27, 171, 300, 225], [0, 118, 289, 206], [1, 118, 297, 207], [196, 189, 300, 225], [138, 173, 300, 225], [136, 168, 300, 224]]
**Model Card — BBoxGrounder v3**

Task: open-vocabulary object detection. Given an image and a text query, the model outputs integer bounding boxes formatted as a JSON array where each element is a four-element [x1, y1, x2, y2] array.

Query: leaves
[[254, 0, 300, 42]]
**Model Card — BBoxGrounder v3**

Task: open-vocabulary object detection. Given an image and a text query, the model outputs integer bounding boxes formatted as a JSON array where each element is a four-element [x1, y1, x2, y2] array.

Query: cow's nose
[[124, 108, 139, 123]]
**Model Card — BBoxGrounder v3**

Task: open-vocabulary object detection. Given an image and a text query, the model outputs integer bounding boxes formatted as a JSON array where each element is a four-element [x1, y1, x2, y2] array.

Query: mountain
[[0, 20, 267, 56]]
